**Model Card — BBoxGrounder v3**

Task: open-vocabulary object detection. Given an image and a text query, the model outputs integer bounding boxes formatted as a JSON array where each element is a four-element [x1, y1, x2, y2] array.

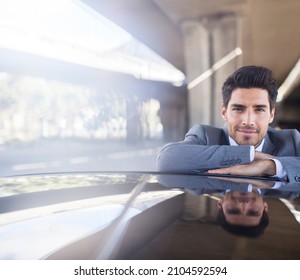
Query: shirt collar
[[228, 136, 265, 152]]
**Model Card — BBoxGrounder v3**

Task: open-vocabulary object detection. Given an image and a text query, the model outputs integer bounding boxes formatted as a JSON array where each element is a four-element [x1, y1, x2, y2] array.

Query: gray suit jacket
[[157, 174, 300, 200], [157, 124, 300, 183]]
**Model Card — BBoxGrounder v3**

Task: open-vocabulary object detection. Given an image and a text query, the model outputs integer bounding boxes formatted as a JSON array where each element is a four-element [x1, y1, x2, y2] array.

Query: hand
[[207, 159, 276, 177], [254, 151, 273, 160], [211, 176, 276, 188]]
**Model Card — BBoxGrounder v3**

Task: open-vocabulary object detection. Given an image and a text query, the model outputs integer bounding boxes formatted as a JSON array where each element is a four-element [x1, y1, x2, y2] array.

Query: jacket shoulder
[[268, 127, 300, 139], [266, 127, 300, 155], [186, 124, 227, 145]]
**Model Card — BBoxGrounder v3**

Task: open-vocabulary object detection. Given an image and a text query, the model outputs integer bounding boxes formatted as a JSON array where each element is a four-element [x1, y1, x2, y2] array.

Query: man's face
[[221, 88, 275, 148], [217, 190, 268, 226]]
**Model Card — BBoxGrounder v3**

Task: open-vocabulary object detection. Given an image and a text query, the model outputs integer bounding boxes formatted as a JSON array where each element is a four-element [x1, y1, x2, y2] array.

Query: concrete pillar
[[181, 20, 211, 127], [181, 14, 239, 128], [211, 14, 239, 127]]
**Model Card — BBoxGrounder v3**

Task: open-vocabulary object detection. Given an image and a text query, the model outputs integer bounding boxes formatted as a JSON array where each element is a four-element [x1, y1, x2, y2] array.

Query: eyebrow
[[230, 104, 268, 109], [247, 210, 261, 217], [254, 104, 268, 109], [225, 208, 261, 217], [230, 104, 245, 108]]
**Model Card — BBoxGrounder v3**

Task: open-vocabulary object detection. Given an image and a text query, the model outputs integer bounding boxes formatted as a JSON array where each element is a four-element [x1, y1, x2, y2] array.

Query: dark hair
[[222, 65, 278, 111], [216, 208, 269, 238]]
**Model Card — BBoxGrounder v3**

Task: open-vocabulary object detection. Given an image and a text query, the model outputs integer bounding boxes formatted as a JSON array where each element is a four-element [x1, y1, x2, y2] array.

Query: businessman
[[157, 65, 300, 183]]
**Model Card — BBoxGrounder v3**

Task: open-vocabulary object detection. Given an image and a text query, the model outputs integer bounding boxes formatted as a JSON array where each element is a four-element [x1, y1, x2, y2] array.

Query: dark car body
[[1, 172, 300, 260]]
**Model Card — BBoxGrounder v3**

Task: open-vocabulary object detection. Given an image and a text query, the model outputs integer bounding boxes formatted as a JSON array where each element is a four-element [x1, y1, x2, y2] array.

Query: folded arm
[[157, 140, 252, 173], [208, 151, 300, 183], [157, 125, 300, 183]]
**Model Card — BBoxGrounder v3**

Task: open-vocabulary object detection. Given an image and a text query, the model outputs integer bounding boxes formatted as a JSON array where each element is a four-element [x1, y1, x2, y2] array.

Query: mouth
[[235, 194, 254, 203], [231, 192, 256, 199], [237, 192, 254, 198], [237, 127, 258, 134]]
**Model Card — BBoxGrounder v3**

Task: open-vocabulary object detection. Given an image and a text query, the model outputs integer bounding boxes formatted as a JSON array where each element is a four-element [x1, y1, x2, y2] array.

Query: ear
[[217, 200, 223, 210], [221, 104, 227, 121], [269, 107, 275, 124], [263, 202, 269, 212]]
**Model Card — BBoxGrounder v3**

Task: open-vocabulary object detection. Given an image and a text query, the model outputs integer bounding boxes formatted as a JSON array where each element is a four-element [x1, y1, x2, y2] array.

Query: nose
[[242, 110, 254, 126]]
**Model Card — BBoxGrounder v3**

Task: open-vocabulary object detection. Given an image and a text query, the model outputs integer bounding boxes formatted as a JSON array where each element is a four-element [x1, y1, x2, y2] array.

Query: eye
[[255, 108, 266, 112], [232, 107, 243, 112]]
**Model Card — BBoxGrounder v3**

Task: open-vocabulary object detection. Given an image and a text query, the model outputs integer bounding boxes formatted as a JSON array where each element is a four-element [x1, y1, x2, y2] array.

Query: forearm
[[156, 142, 252, 172], [207, 159, 276, 177]]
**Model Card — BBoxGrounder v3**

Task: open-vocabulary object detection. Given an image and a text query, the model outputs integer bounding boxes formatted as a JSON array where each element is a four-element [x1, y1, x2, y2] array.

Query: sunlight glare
[[0, 0, 185, 84]]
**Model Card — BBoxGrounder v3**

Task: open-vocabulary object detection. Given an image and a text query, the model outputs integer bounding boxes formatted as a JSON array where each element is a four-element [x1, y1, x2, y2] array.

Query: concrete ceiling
[[153, 0, 300, 80], [0, 0, 297, 101], [82, 0, 300, 102], [82, 0, 300, 82]]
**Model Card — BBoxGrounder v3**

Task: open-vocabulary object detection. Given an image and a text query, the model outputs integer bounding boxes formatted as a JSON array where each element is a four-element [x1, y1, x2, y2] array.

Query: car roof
[[0, 172, 300, 260]]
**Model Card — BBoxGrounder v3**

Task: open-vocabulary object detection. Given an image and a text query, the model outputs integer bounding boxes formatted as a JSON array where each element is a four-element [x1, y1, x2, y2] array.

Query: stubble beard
[[234, 125, 260, 146]]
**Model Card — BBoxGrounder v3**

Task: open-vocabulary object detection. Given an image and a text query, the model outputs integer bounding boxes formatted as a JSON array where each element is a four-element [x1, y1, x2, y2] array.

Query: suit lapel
[[262, 131, 278, 155], [222, 126, 230, 145]]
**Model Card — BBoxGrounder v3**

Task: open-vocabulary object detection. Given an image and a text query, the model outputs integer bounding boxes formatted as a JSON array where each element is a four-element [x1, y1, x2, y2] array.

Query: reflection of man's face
[[217, 191, 268, 226]]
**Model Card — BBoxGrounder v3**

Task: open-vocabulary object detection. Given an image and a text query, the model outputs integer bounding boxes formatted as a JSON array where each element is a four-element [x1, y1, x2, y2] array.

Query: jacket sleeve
[[156, 124, 252, 173], [278, 157, 300, 183], [276, 129, 300, 183]]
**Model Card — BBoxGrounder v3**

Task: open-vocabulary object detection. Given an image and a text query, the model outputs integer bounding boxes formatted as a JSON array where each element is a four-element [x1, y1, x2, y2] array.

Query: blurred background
[[0, 0, 299, 176]]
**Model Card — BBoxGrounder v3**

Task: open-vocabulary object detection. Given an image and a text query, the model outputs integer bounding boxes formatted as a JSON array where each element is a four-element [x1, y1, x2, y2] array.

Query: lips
[[236, 192, 254, 198], [235, 194, 255, 202], [236, 127, 258, 134], [238, 129, 256, 134]]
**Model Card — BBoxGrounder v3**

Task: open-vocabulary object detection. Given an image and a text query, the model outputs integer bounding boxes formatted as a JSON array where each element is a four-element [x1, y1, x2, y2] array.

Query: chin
[[238, 139, 257, 146]]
